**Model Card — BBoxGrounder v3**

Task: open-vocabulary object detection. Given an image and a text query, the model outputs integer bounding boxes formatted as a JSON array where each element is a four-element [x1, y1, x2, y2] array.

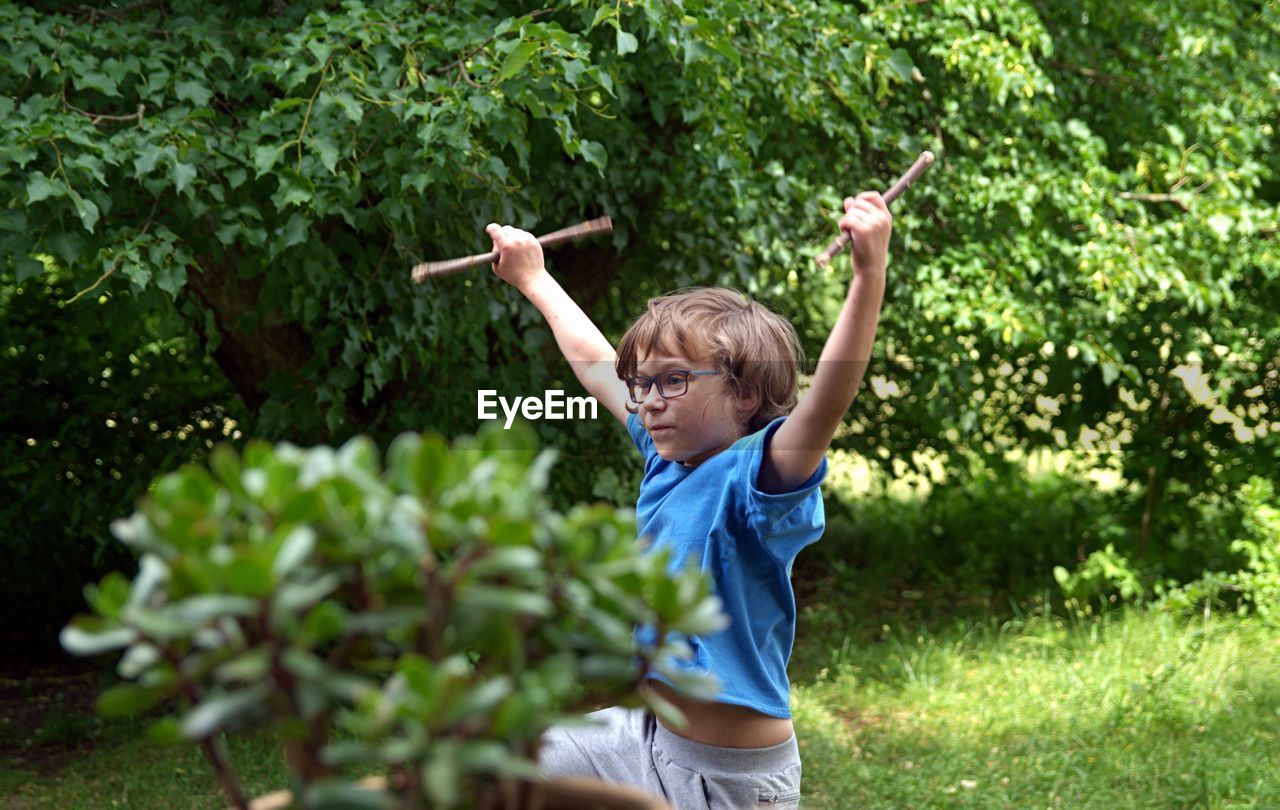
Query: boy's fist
[[838, 192, 892, 277], [485, 223, 546, 291]]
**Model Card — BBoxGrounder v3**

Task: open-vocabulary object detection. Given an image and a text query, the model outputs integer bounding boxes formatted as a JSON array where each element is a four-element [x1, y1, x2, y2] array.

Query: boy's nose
[[640, 391, 667, 411]]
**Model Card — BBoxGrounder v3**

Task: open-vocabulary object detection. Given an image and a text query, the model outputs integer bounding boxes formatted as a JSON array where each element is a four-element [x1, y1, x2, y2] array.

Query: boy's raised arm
[[486, 224, 631, 426], [758, 193, 893, 494]]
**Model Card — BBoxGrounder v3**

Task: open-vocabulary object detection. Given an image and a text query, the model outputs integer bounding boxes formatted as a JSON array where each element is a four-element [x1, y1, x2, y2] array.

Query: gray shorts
[[538, 706, 802, 809]]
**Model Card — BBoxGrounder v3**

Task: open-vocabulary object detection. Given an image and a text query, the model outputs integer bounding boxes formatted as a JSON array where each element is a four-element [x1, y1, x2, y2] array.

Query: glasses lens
[[659, 371, 689, 398]]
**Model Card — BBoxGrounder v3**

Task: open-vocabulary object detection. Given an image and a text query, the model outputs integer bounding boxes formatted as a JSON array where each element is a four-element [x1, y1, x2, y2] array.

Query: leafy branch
[[427, 7, 557, 77], [65, 193, 163, 304], [287, 55, 334, 171]]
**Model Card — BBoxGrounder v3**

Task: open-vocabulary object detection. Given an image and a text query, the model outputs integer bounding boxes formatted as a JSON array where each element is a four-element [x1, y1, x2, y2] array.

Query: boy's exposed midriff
[[644, 681, 795, 748]]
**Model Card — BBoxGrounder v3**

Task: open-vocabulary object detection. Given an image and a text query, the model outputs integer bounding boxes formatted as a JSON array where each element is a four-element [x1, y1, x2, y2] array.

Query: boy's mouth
[[648, 424, 673, 436]]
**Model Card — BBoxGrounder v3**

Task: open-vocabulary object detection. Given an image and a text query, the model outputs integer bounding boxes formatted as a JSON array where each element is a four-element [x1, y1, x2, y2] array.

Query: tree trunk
[[185, 253, 314, 413], [1137, 384, 1171, 559]]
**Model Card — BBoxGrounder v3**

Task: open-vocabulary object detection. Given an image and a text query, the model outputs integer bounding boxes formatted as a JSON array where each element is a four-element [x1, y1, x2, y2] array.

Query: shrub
[[1053, 543, 1146, 614], [1155, 476, 1280, 624], [818, 460, 1120, 597], [61, 424, 723, 808]]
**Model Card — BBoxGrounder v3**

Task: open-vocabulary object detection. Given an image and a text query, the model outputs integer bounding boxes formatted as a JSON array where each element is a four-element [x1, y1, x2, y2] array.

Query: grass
[[4, 596, 1276, 809], [0, 717, 285, 808], [791, 595, 1280, 809]]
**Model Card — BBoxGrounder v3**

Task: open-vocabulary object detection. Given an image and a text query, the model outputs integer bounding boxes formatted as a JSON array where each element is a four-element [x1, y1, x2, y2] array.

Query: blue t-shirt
[[625, 411, 827, 718]]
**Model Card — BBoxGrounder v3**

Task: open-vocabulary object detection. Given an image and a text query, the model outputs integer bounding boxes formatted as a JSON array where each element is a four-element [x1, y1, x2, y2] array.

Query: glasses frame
[[625, 369, 722, 404]]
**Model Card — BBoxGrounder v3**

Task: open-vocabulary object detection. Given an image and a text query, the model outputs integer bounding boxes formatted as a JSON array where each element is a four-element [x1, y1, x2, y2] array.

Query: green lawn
[[4, 598, 1277, 808], [792, 600, 1280, 809]]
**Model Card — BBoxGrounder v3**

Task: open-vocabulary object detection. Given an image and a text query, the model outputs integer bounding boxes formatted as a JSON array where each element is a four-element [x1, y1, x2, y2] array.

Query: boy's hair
[[614, 287, 804, 434]]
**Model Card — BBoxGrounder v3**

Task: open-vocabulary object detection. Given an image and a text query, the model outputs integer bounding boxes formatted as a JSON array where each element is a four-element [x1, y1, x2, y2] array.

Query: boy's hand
[[485, 223, 547, 292], [839, 192, 893, 278]]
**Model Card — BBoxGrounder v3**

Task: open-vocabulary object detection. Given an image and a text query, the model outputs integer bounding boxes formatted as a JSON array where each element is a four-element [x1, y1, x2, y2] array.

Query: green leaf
[[272, 526, 316, 577], [499, 41, 540, 83], [170, 594, 257, 625], [589, 6, 615, 31], [303, 781, 395, 810], [301, 601, 347, 645], [60, 623, 135, 656], [97, 684, 169, 718], [224, 555, 275, 597], [170, 162, 198, 195], [579, 140, 607, 173], [15, 257, 44, 283], [26, 173, 59, 203], [328, 91, 363, 123], [884, 48, 915, 83], [69, 154, 108, 186], [254, 144, 282, 176], [458, 586, 552, 617], [278, 171, 314, 206], [118, 643, 161, 678], [314, 136, 340, 173], [135, 146, 165, 177], [147, 718, 183, 745], [85, 572, 131, 619], [122, 257, 152, 288], [214, 649, 271, 682], [282, 213, 308, 247], [1101, 361, 1120, 387], [669, 595, 728, 635], [181, 686, 270, 739], [48, 231, 86, 264], [707, 35, 741, 68], [174, 80, 213, 107], [563, 59, 586, 88], [68, 190, 100, 233], [643, 687, 688, 732], [274, 573, 342, 615], [123, 605, 189, 640], [76, 71, 119, 96], [128, 555, 170, 608], [616, 28, 639, 56], [423, 753, 460, 807]]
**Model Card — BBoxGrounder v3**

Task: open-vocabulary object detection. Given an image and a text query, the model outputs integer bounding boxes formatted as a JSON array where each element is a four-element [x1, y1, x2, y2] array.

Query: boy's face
[[633, 349, 753, 467]]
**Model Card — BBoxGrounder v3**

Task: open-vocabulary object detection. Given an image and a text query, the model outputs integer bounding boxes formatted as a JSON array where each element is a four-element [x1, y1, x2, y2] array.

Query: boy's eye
[[663, 372, 685, 386]]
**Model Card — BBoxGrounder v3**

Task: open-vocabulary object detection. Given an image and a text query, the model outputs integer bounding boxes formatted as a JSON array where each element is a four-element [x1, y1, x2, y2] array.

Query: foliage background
[[2, 0, 1279, 650]]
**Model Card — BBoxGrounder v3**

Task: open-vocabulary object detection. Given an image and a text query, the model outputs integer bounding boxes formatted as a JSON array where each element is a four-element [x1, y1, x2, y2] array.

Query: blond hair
[[614, 287, 804, 434]]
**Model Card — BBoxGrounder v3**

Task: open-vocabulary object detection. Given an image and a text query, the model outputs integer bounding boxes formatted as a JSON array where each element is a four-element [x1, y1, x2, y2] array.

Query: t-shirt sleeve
[[626, 411, 657, 461], [740, 416, 828, 563]]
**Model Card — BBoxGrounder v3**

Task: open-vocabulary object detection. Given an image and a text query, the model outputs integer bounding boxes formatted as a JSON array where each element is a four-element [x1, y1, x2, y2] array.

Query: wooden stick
[[814, 151, 935, 267], [411, 216, 614, 282]]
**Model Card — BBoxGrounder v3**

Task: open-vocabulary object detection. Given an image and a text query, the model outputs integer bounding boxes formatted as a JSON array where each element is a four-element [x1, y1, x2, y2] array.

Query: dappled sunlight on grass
[[792, 607, 1280, 808]]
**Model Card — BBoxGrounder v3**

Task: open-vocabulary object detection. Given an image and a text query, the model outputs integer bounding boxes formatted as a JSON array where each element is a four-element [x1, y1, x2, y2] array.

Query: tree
[[3, 0, 1278, 585]]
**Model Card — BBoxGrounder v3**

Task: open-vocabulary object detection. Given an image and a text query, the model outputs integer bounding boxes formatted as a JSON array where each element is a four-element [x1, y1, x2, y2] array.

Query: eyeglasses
[[625, 369, 721, 404]]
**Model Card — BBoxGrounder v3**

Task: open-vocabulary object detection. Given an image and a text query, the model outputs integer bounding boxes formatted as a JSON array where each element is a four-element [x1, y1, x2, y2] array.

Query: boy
[[485, 191, 891, 809]]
